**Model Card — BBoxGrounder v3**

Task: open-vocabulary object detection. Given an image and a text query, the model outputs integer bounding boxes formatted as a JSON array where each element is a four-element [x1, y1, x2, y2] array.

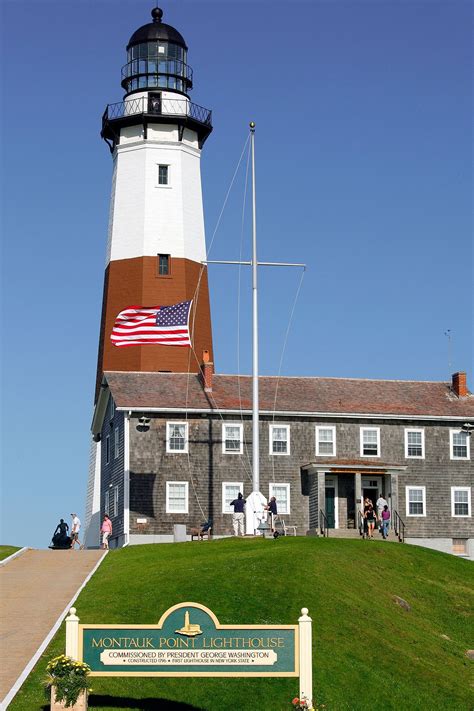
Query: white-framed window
[[406, 486, 426, 517], [166, 481, 189, 514], [114, 427, 119, 459], [269, 424, 290, 455], [269, 483, 290, 515], [451, 487, 471, 517], [222, 423, 243, 454], [360, 427, 380, 457], [109, 397, 115, 420], [404, 428, 425, 458], [105, 435, 110, 464], [222, 482, 244, 513], [104, 490, 110, 516], [316, 426, 336, 456], [112, 485, 119, 518], [158, 164, 169, 185], [166, 422, 188, 453], [450, 430, 470, 460]]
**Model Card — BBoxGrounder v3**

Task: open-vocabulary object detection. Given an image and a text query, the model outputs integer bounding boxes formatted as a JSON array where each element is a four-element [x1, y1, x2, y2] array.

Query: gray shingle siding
[[99, 408, 472, 545], [100, 406, 125, 546]]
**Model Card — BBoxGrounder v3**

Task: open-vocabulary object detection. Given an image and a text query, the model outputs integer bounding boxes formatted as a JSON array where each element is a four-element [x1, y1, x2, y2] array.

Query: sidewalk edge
[[1, 550, 108, 709]]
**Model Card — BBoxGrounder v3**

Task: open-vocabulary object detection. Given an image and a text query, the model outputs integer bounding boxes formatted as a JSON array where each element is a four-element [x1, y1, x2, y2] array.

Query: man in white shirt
[[70, 513, 83, 549], [376, 495, 388, 531]]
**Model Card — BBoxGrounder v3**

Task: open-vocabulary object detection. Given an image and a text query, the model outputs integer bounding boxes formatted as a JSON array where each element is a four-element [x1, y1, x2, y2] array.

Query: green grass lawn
[[0, 545, 20, 561], [9, 538, 473, 711]]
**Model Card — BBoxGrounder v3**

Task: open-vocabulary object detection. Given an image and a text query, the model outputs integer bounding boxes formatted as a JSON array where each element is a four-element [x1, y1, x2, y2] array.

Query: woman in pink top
[[100, 515, 112, 549]]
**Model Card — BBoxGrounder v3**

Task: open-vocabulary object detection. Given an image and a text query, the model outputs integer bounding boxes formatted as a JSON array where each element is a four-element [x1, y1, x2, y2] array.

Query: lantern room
[[121, 7, 193, 96]]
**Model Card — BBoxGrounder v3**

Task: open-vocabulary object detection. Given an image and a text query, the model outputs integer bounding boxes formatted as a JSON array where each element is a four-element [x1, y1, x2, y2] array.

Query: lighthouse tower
[[96, 6, 214, 389], [84, 7, 214, 547]]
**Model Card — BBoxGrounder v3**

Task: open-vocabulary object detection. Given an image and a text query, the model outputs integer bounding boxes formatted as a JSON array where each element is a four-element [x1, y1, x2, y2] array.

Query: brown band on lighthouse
[[95, 256, 213, 401]]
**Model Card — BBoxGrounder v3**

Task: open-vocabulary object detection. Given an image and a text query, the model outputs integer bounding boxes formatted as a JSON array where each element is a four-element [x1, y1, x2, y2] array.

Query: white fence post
[[298, 607, 312, 706], [65, 607, 80, 660]]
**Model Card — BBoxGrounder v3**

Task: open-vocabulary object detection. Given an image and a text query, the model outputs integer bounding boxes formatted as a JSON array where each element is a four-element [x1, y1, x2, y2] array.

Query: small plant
[[291, 697, 313, 710], [44, 655, 91, 708]]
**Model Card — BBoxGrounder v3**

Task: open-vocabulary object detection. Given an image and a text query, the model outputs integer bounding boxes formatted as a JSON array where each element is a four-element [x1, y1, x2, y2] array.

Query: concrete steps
[[326, 528, 399, 541], [0, 548, 105, 704]]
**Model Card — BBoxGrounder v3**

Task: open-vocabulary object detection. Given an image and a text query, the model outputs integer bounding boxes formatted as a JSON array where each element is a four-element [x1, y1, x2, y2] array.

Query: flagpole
[[250, 121, 260, 494]]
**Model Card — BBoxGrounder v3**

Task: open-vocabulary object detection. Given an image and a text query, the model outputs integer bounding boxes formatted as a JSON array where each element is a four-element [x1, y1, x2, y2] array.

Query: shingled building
[[88, 368, 474, 558]]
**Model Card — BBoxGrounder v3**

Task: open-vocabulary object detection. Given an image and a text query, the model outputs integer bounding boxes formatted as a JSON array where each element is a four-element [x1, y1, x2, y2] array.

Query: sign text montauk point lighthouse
[[97, 5, 214, 388]]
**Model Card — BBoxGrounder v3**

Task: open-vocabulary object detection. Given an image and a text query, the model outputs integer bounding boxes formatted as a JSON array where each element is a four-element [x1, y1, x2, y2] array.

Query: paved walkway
[[0, 548, 105, 702]]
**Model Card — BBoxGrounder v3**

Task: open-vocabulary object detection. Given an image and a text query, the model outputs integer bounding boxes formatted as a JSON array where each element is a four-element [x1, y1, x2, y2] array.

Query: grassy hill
[[0, 545, 20, 561], [9, 538, 473, 711]]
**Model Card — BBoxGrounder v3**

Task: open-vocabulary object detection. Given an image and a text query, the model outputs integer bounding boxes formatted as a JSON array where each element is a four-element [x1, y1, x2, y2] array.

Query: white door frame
[[325, 475, 339, 529], [361, 475, 382, 502]]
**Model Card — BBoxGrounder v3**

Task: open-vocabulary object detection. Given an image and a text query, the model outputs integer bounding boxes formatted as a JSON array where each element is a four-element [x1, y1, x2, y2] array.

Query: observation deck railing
[[103, 96, 212, 127]]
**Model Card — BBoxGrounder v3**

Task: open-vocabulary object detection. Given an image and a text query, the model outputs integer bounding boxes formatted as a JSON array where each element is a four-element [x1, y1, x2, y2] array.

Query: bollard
[[65, 607, 80, 660], [298, 607, 313, 706]]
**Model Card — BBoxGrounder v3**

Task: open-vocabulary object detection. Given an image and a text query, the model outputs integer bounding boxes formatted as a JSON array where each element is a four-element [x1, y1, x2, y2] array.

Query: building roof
[[103, 371, 474, 419]]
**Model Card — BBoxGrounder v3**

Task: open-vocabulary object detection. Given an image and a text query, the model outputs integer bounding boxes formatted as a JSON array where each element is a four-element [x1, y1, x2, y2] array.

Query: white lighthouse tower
[[96, 6, 214, 386], [84, 7, 214, 546]]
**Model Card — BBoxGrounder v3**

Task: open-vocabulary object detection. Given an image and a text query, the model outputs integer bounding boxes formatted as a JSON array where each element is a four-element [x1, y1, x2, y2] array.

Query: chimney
[[201, 350, 213, 392], [452, 372, 468, 398]]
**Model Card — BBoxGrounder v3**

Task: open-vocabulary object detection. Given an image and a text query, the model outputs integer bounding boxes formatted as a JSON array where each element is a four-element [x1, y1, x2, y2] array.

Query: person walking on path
[[376, 494, 388, 532], [70, 513, 83, 549], [381, 505, 391, 539], [230, 493, 246, 536], [100, 514, 112, 549], [365, 504, 377, 539]]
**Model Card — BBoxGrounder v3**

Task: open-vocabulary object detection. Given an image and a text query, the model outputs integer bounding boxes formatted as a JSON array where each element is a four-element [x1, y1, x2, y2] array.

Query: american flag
[[110, 300, 192, 347]]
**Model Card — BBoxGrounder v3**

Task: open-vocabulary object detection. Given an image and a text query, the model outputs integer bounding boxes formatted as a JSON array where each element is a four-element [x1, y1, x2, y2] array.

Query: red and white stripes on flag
[[110, 300, 192, 347]]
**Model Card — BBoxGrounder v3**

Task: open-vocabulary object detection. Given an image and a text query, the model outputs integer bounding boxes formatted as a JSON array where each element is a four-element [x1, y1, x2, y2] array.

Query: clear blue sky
[[1, 0, 472, 548]]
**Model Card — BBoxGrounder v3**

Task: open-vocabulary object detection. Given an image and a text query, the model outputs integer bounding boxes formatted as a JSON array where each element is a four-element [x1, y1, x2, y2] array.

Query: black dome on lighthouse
[[127, 7, 188, 50]]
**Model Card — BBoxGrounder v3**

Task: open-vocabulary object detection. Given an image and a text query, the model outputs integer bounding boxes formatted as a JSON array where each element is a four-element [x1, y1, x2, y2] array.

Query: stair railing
[[393, 510, 406, 543], [319, 509, 329, 538]]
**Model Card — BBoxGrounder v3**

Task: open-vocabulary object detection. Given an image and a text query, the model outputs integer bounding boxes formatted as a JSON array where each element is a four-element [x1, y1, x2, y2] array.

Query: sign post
[[65, 602, 312, 705]]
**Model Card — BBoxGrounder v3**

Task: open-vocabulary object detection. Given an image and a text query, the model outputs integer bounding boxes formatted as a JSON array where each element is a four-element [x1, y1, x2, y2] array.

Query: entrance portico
[[302, 460, 407, 531]]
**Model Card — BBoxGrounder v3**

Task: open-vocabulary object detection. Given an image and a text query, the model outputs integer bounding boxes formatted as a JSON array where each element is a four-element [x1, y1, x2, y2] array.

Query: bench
[[190, 526, 212, 541]]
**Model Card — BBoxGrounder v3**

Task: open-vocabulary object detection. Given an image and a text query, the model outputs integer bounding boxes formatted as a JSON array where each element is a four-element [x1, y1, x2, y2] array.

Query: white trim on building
[[406, 485, 426, 517], [451, 486, 471, 517], [316, 425, 336, 456], [166, 481, 189, 514], [269, 424, 290, 455]]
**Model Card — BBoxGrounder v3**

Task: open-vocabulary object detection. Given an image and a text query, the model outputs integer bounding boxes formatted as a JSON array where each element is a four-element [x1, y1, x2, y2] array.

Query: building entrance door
[[325, 487, 336, 528], [363, 488, 378, 509]]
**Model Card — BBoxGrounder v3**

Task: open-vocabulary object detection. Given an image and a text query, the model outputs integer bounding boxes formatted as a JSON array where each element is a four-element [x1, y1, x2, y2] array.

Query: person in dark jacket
[[230, 492, 246, 536], [266, 496, 278, 531]]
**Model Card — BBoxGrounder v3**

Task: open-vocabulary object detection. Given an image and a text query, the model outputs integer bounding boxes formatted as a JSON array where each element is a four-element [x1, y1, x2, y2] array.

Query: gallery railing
[[103, 96, 212, 126]]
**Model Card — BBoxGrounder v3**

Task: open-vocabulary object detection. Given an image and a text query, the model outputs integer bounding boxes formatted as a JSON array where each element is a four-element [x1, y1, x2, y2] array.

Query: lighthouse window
[[158, 165, 169, 185], [158, 254, 170, 276]]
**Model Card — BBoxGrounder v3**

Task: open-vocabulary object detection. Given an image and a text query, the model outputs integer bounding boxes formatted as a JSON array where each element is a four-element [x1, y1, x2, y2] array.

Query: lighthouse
[[84, 7, 214, 547], [96, 6, 214, 388]]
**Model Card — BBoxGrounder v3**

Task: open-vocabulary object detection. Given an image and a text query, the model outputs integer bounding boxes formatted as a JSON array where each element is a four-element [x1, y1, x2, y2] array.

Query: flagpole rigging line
[[181, 135, 255, 516], [270, 268, 306, 485], [188, 344, 253, 483]]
